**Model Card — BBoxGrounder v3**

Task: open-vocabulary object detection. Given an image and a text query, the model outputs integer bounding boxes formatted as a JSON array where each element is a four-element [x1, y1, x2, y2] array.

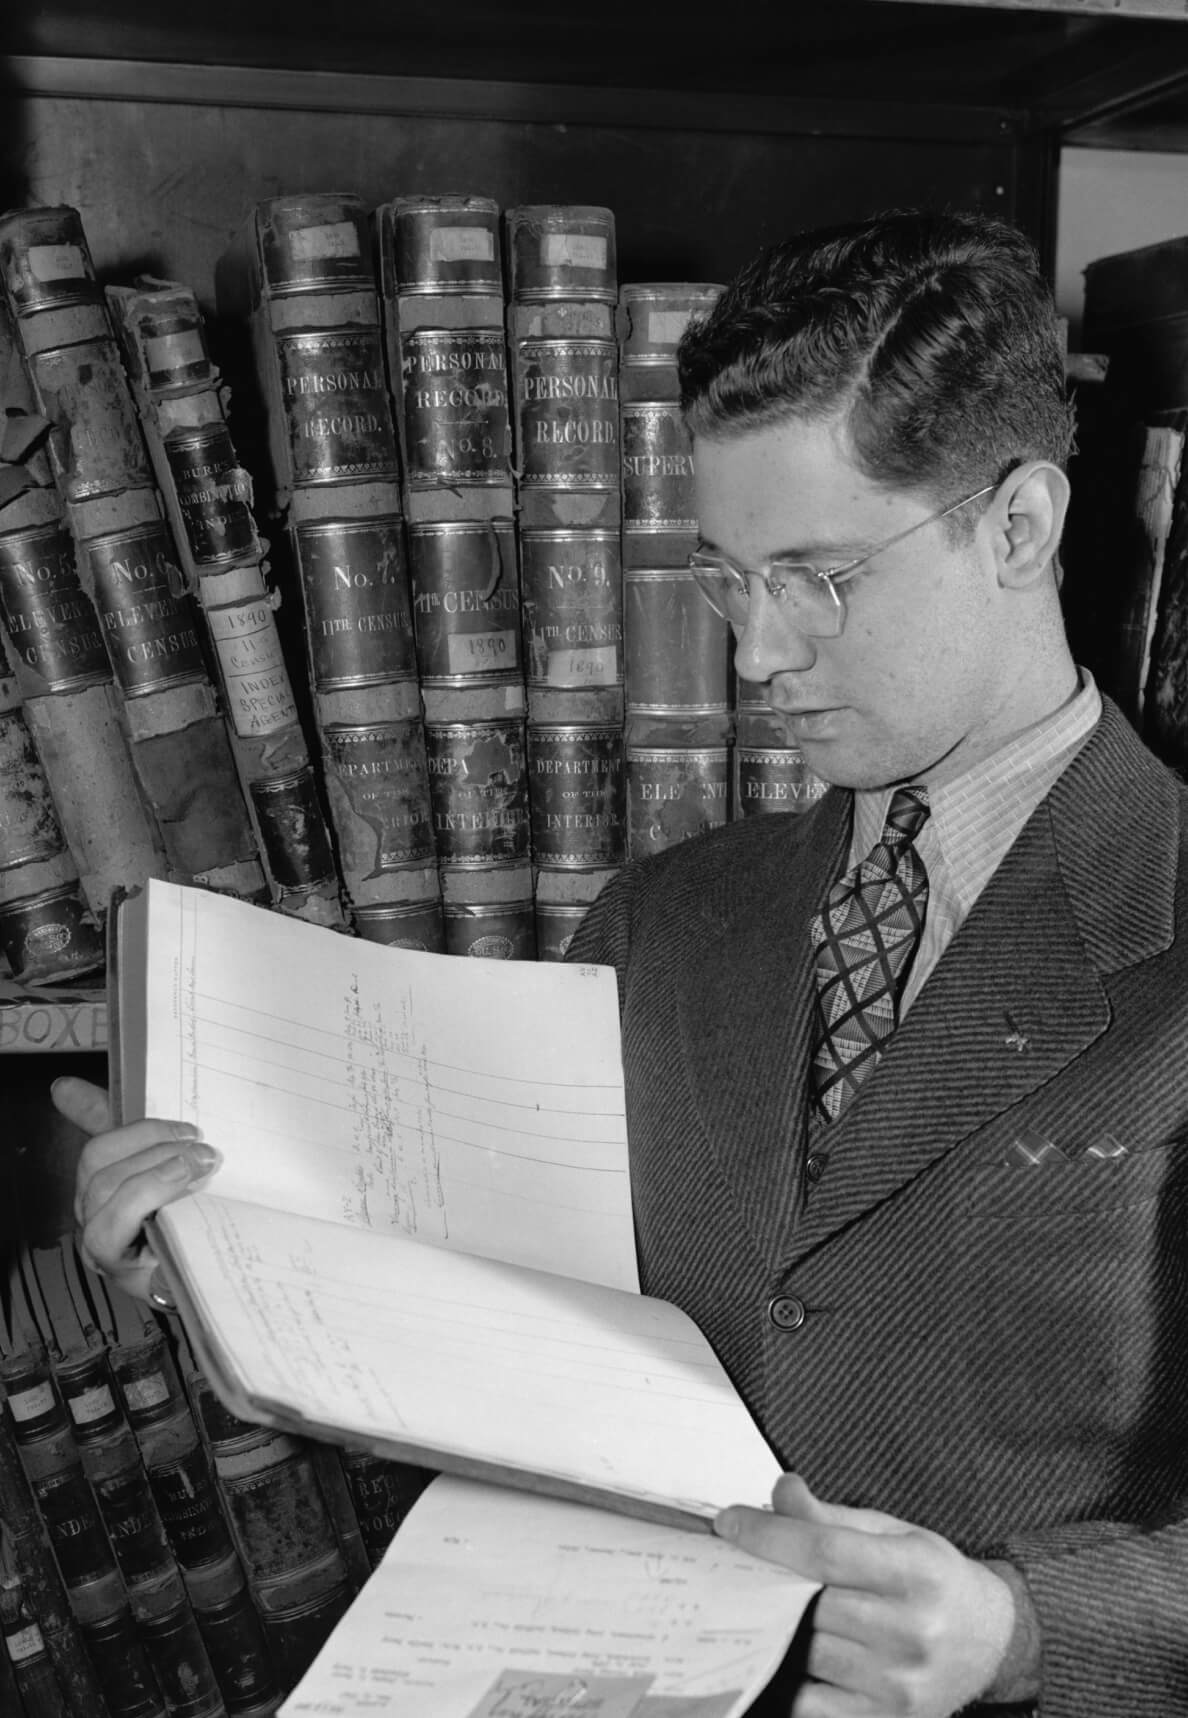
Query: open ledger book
[[113, 878, 786, 1529]]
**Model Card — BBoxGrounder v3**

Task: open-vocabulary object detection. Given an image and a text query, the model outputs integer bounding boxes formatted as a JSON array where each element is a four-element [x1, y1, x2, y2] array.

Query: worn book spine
[[187, 1373, 358, 1691], [617, 284, 732, 858], [0, 296, 169, 919], [505, 206, 625, 953], [0, 1390, 112, 1718], [335, 1449, 434, 1568], [111, 1331, 279, 1717], [0, 1569, 71, 1718], [0, 1346, 171, 1718], [377, 193, 530, 957], [733, 679, 827, 817], [0, 205, 265, 902], [0, 671, 106, 983], [107, 279, 344, 928], [215, 193, 439, 938]]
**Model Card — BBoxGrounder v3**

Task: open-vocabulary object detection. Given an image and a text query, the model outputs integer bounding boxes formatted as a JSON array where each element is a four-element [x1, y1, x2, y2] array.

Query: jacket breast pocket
[[959, 1137, 1188, 1449]]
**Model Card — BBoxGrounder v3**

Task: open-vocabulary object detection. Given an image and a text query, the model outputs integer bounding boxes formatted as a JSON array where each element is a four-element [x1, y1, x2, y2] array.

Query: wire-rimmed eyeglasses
[[688, 483, 997, 638]]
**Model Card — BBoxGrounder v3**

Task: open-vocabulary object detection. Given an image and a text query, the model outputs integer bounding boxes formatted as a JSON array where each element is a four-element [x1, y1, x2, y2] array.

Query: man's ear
[[993, 462, 1070, 588]]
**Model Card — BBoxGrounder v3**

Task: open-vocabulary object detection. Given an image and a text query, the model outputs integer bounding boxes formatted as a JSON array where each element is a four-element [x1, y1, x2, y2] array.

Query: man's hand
[[716, 1474, 1025, 1718], [54, 1076, 221, 1304]]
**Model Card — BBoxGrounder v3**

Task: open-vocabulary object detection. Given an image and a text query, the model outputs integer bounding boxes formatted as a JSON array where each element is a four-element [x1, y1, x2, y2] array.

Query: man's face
[[693, 414, 1012, 791]]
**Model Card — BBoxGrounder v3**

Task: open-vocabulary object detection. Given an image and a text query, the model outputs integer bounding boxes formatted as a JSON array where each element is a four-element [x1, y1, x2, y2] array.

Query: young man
[[62, 211, 1188, 1716]]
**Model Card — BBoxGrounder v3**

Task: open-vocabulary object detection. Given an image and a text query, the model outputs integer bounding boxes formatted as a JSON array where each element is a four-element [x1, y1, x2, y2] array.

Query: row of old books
[[0, 1239, 432, 1715], [0, 193, 825, 984]]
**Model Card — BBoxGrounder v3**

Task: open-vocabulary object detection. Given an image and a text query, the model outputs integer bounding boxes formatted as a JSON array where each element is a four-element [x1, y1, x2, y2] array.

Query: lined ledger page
[[280, 1475, 815, 1718], [156, 1192, 783, 1519], [133, 878, 636, 1291]]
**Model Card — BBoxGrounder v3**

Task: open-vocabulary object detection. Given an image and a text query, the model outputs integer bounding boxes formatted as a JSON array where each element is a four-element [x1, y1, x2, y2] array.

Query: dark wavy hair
[[678, 209, 1073, 509]]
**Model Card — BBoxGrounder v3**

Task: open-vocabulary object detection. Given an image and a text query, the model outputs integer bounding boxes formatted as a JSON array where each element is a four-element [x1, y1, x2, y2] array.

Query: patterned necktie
[[809, 785, 931, 1123]]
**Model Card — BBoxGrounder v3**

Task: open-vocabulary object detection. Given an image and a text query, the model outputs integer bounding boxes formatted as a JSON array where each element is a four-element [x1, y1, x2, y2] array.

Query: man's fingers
[[773, 1473, 911, 1537], [80, 1154, 203, 1277], [716, 1505, 923, 1593], [51, 1075, 113, 1136], [74, 1123, 212, 1224]]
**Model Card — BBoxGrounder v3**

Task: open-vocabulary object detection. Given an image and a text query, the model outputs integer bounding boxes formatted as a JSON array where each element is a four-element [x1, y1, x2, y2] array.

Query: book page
[[133, 878, 636, 1291], [280, 1475, 816, 1718], [156, 1193, 784, 1519]]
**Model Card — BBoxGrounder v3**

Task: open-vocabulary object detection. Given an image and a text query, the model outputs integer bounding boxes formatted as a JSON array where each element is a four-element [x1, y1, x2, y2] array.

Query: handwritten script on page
[[280, 1475, 817, 1718], [159, 1193, 783, 1517], [136, 878, 636, 1290]]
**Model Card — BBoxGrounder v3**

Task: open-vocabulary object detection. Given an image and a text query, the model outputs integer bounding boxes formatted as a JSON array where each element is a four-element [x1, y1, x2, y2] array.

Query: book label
[[0, 709, 65, 868], [393, 197, 502, 296], [293, 516, 417, 690], [31, 1468, 117, 1586], [516, 339, 619, 490], [277, 329, 400, 484], [353, 898, 446, 952], [408, 520, 522, 687], [621, 402, 698, 533], [146, 1443, 237, 1568], [624, 568, 730, 717], [401, 329, 512, 486], [249, 767, 338, 893], [0, 884, 105, 985], [0, 521, 111, 692], [734, 745, 828, 815], [508, 206, 617, 303], [121, 1371, 171, 1413], [32, 339, 154, 502], [619, 284, 722, 367], [142, 317, 211, 391], [86, 522, 207, 695], [0, 206, 102, 313], [4, 1623, 44, 1664], [528, 724, 626, 868], [442, 897, 536, 961], [322, 720, 436, 873], [520, 528, 623, 690], [425, 719, 530, 867], [165, 422, 258, 566], [260, 195, 373, 295], [627, 747, 730, 857], [5, 1379, 56, 1423], [207, 598, 299, 736], [65, 1381, 117, 1427]]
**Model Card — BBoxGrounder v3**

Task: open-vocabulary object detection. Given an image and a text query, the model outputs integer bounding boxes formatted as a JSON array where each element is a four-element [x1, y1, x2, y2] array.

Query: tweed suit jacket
[[567, 694, 1188, 1718]]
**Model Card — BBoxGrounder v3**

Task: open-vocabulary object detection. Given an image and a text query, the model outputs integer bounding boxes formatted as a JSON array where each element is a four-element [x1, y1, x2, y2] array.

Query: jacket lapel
[[675, 790, 848, 1257], [783, 699, 1181, 1265]]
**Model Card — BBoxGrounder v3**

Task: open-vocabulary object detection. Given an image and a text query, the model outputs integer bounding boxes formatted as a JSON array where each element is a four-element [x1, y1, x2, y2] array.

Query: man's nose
[[731, 583, 817, 682]]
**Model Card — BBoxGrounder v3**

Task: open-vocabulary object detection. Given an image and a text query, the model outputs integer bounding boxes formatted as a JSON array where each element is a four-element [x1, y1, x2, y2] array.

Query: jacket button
[[805, 1153, 826, 1183], [768, 1295, 806, 1331]]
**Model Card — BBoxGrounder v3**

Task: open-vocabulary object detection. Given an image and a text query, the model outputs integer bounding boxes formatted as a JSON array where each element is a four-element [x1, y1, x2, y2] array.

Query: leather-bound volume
[[0, 674, 105, 982], [218, 194, 440, 934], [335, 1450, 433, 1568], [108, 277, 344, 927], [506, 206, 617, 308], [625, 745, 729, 858], [407, 519, 522, 692], [623, 566, 731, 749], [527, 723, 626, 871], [188, 1373, 360, 1690], [620, 399, 698, 572], [127, 1570, 226, 1718], [0, 1572, 72, 1718], [1, 206, 267, 902], [183, 1554, 278, 1717], [520, 527, 623, 715], [0, 1360, 113, 1718]]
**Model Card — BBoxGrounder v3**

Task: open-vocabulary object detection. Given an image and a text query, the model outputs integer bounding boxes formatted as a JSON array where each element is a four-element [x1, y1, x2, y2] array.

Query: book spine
[[1, 1571, 71, 1718], [0, 205, 266, 902], [0, 673, 106, 983], [733, 677, 827, 817], [0, 1389, 112, 1718], [377, 194, 531, 956], [505, 205, 625, 954], [616, 283, 733, 856], [335, 1449, 434, 1568], [216, 193, 440, 936], [187, 1373, 358, 1690], [106, 280, 344, 929], [0, 297, 169, 916], [0, 1347, 168, 1718], [111, 1332, 279, 1716]]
